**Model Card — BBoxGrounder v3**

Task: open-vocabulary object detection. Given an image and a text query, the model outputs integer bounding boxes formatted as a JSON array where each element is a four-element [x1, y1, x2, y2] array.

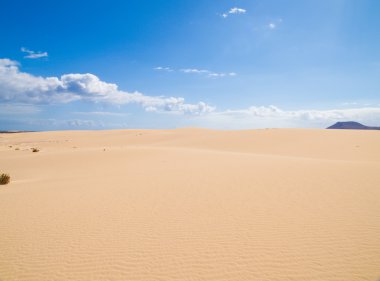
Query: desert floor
[[0, 128, 379, 281]]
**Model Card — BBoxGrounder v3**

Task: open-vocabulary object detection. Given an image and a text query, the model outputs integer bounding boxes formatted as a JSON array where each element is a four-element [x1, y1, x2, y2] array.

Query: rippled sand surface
[[1, 128, 379, 281]]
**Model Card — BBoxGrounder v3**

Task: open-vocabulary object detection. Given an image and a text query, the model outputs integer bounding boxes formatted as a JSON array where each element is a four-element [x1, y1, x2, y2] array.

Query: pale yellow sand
[[0, 128, 379, 281]]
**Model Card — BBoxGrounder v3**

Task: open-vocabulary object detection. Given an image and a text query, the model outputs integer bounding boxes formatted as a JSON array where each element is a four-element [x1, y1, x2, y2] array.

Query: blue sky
[[1, 0, 380, 130]]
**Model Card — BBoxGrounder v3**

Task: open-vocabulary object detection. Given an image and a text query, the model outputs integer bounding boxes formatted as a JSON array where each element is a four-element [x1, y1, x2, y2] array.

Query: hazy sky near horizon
[[1, 0, 380, 130]]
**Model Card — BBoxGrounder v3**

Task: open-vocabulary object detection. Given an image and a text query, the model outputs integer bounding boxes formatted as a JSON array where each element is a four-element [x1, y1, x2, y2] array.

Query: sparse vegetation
[[31, 148, 39, 152], [15, 148, 20, 150], [0, 173, 10, 185]]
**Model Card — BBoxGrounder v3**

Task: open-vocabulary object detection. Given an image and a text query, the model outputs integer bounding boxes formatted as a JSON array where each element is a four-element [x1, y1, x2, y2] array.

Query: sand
[[0, 128, 379, 281]]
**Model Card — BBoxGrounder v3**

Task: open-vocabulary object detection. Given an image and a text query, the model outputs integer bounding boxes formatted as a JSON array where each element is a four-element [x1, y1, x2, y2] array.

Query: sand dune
[[0, 128, 379, 281]]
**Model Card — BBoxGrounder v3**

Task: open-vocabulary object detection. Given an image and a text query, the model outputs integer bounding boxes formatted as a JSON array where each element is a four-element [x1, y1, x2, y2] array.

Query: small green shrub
[[0, 173, 10, 185]]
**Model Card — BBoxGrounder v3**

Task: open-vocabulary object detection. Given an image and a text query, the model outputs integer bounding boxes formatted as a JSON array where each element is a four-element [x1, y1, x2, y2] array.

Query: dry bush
[[31, 148, 39, 152], [0, 173, 10, 185]]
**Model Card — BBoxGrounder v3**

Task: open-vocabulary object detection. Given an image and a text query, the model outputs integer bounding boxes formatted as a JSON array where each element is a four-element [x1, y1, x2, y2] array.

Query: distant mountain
[[327, 121, 380, 130]]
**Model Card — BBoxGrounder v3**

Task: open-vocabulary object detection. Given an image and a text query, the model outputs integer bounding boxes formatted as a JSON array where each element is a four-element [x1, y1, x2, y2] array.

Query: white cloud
[[21, 47, 48, 59], [0, 59, 76, 103], [2, 58, 379, 129], [222, 7, 246, 18], [154, 66, 173, 72], [28, 118, 102, 128], [267, 19, 283, 30], [74, 111, 130, 117], [0, 58, 214, 115], [208, 72, 237, 78], [230, 7, 246, 14], [140, 97, 215, 114], [180, 68, 210, 74], [154, 65, 237, 78], [223, 105, 380, 122], [197, 105, 380, 129], [180, 68, 237, 78], [341, 102, 359, 106], [1, 117, 130, 130]]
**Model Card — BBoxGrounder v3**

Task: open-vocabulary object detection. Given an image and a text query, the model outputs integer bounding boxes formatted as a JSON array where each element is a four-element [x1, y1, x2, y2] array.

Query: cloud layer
[[1, 58, 379, 129], [198, 106, 380, 129], [0, 58, 214, 114]]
